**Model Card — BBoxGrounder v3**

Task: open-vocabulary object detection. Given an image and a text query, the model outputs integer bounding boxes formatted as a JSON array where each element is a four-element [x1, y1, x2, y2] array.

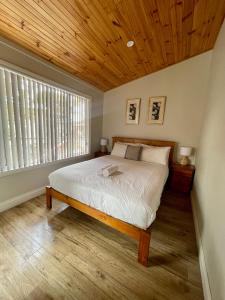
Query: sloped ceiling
[[0, 0, 224, 91]]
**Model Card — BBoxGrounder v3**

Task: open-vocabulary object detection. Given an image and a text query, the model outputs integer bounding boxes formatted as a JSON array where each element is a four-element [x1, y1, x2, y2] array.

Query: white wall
[[193, 20, 225, 300], [103, 52, 212, 162], [0, 36, 104, 204]]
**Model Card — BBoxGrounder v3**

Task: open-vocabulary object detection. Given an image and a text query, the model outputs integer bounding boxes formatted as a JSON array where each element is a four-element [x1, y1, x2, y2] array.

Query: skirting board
[[191, 193, 212, 300], [0, 186, 45, 213]]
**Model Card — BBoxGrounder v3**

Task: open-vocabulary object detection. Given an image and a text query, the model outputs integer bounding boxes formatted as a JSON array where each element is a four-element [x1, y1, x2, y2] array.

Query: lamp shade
[[100, 138, 108, 146], [180, 146, 192, 156]]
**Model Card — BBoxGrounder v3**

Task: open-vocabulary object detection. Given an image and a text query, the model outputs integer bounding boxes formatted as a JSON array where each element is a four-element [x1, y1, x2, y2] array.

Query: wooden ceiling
[[0, 0, 225, 91]]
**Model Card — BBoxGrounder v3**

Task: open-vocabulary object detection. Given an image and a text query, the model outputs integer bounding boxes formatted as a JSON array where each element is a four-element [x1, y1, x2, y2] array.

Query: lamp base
[[100, 145, 108, 153], [180, 156, 189, 166]]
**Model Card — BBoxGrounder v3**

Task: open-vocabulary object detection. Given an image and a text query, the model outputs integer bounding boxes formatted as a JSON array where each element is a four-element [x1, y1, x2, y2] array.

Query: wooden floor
[[0, 191, 203, 300]]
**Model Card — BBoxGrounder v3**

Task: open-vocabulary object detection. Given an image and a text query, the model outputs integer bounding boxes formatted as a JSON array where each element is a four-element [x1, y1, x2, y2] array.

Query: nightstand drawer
[[170, 174, 192, 193], [168, 163, 195, 194]]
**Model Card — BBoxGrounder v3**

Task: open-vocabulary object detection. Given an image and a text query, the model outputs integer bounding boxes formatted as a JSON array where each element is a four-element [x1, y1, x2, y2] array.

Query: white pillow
[[140, 145, 171, 165], [111, 142, 127, 158]]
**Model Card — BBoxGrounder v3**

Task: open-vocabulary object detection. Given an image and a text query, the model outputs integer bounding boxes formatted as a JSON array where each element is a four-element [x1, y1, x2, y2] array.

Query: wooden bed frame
[[46, 137, 176, 266]]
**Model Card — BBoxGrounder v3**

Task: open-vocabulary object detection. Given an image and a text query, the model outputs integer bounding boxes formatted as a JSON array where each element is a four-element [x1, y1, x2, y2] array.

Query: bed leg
[[138, 230, 151, 267], [46, 186, 52, 209]]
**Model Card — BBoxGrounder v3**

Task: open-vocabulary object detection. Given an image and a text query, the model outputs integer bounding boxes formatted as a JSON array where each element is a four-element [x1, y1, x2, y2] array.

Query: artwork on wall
[[147, 96, 166, 125], [126, 98, 141, 124]]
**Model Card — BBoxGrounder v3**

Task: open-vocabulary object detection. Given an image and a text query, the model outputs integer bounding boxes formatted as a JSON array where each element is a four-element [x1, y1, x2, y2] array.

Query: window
[[0, 66, 90, 173]]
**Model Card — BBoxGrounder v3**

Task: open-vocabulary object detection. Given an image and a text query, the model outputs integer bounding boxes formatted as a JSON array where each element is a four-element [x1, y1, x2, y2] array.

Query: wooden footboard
[[46, 186, 151, 267]]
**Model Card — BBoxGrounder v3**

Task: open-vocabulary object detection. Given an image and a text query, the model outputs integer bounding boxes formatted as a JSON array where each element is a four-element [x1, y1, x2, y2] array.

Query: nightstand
[[94, 151, 110, 158], [168, 163, 195, 194]]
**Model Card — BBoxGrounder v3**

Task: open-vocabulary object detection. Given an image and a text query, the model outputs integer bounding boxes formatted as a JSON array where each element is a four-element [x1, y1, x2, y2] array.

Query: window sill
[[0, 153, 92, 179]]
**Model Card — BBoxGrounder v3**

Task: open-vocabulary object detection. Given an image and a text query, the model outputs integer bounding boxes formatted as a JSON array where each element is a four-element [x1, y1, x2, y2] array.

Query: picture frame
[[126, 98, 141, 125], [147, 96, 166, 125]]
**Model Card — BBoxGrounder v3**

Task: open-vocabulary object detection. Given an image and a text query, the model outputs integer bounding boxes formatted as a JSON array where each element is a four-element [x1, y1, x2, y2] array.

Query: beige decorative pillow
[[125, 145, 142, 161]]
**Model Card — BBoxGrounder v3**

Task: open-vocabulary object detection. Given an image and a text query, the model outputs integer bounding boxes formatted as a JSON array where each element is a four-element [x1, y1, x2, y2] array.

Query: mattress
[[49, 155, 169, 229]]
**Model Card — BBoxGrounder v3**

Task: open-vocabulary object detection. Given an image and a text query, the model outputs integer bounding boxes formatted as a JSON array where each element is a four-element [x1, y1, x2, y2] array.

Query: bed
[[46, 137, 176, 266]]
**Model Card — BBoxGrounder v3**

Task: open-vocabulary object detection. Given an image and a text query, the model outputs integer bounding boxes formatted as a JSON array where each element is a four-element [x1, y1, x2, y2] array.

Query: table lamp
[[179, 146, 192, 165], [100, 138, 108, 153]]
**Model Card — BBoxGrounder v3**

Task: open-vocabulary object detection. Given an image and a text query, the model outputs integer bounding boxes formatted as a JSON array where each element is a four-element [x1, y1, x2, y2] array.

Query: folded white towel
[[97, 164, 112, 176], [102, 165, 119, 177]]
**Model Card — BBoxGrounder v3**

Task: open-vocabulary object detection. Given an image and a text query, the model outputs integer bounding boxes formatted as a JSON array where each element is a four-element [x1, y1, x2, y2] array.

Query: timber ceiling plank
[[0, 0, 224, 91]]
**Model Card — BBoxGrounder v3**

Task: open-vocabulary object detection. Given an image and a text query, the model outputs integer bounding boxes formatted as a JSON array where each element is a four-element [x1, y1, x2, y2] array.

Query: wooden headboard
[[112, 136, 176, 165]]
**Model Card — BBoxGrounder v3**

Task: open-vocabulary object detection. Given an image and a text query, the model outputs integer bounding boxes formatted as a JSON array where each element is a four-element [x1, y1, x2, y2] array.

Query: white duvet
[[49, 155, 168, 229]]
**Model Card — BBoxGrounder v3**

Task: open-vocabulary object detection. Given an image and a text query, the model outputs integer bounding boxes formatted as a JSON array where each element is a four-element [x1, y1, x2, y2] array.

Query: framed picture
[[147, 96, 166, 124], [126, 98, 141, 125]]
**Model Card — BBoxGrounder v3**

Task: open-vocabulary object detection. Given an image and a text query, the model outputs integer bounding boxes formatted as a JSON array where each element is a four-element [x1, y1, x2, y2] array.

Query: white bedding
[[49, 155, 169, 229]]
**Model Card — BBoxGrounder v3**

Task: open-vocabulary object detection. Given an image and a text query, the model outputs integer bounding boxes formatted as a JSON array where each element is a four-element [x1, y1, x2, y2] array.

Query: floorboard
[[0, 191, 203, 300]]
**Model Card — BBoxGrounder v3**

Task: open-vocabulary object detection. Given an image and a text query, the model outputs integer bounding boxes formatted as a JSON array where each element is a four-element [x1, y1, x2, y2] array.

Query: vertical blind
[[0, 66, 90, 173]]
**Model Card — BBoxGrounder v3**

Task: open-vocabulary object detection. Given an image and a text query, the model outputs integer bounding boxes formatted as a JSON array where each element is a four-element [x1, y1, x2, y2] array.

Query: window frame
[[0, 59, 92, 178]]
